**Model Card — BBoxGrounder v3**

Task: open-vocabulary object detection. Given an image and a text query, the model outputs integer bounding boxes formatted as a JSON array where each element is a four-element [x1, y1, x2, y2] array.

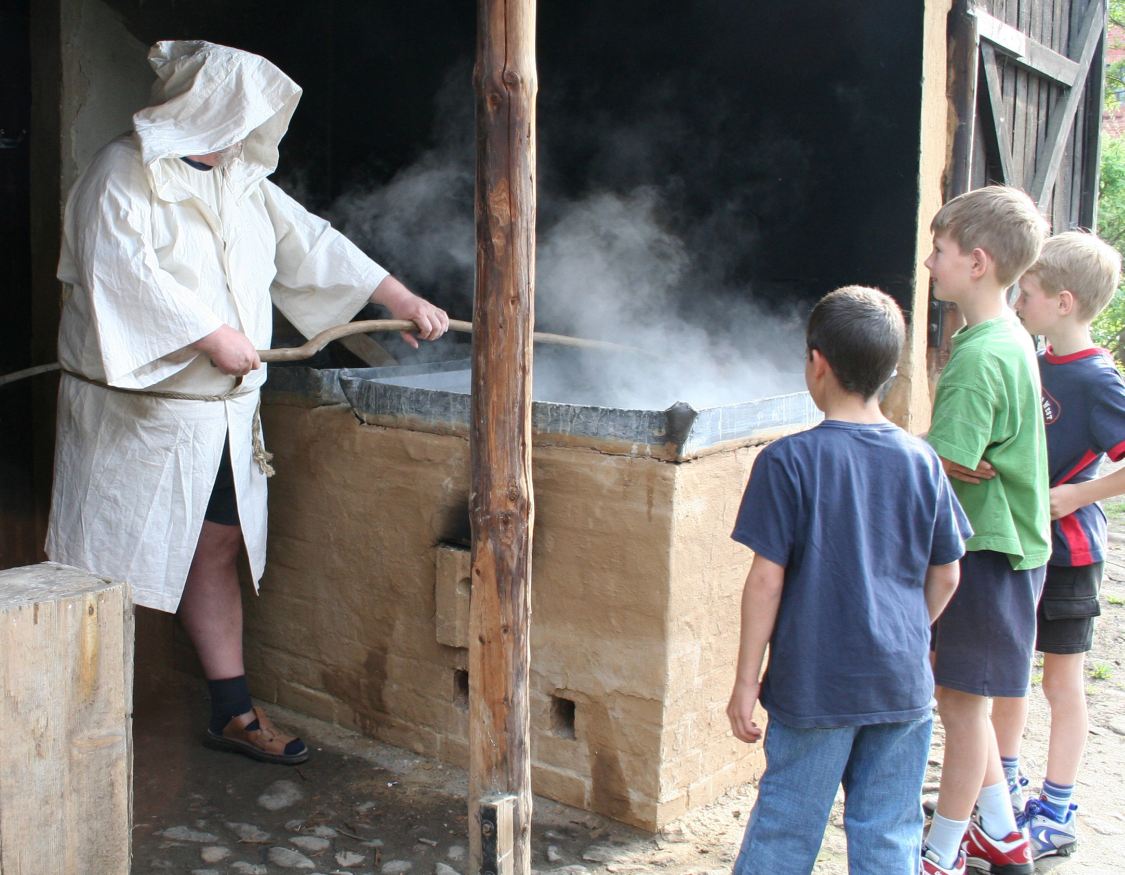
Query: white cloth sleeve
[[261, 180, 390, 338]]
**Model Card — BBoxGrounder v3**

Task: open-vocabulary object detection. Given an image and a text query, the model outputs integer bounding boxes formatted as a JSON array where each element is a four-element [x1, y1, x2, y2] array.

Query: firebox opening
[[550, 695, 577, 740], [453, 669, 469, 711]]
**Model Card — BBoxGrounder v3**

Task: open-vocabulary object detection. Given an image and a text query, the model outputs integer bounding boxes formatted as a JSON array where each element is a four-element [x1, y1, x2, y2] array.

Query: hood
[[132, 40, 302, 184]]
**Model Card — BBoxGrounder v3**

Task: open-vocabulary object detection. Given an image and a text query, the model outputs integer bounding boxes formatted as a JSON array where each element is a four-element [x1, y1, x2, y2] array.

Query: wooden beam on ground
[[468, 0, 537, 872], [0, 563, 133, 874]]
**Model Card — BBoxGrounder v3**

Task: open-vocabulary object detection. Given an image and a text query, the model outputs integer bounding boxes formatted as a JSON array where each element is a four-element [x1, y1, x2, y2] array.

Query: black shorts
[[203, 437, 240, 527], [1036, 562, 1102, 655]]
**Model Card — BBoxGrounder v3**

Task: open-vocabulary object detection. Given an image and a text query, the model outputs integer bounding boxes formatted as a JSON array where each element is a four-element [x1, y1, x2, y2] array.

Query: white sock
[[925, 812, 969, 869], [978, 781, 1018, 838]]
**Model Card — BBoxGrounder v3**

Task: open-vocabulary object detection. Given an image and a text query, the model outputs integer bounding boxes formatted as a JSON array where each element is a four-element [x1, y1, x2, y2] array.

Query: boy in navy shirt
[[990, 231, 1125, 859], [727, 286, 970, 875]]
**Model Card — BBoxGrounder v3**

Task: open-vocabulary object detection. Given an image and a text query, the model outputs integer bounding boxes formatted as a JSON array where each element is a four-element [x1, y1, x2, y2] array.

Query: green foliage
[[1094, 138, 1125, 354], [1107, 593, 1125, 606], [1101, 498, 1125, 522], [1109, 0, 1125, 113], [1089, 663, 1113, 680], [1099, 3, 1125, 359]]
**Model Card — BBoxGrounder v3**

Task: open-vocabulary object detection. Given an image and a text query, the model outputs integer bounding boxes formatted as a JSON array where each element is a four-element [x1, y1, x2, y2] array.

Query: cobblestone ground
[[133, 533, 1125, 875]]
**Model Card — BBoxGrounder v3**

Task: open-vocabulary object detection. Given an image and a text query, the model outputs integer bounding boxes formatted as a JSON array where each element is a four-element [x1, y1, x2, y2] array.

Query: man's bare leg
[[178, 520, 245, 680]]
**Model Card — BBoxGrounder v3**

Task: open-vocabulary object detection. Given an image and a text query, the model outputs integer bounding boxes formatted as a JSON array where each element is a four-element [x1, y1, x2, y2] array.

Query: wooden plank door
[[932, 0, 1107, 362]]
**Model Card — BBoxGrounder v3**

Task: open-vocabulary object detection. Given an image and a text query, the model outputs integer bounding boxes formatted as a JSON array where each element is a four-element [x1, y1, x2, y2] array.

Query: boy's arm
[[941, 457, 996, 485], [1049, 464, 1125, 519], [924, 560, 961, 622], [726, 553, 785, 744], [927, 374, 998, 482]]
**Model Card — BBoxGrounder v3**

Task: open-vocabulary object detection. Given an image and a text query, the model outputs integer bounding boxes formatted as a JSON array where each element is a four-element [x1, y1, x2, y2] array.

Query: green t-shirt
[[927, 311, 1050, 570]]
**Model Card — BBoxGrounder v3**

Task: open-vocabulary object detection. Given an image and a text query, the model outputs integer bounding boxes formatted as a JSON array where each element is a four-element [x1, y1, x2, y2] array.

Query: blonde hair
[[930, 185, 1050, 286], [1024, 231, 1122, 320]]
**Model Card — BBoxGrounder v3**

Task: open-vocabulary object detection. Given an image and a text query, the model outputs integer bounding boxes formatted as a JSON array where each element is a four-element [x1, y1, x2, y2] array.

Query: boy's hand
[[727, 680, 763, 743], [941, 457, 996, 485], [1049, 484, 1084, 520]]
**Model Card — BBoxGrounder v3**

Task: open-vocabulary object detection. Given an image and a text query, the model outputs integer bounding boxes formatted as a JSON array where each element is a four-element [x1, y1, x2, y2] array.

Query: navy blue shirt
[[1040, 347, 1125, 566], [732, 421, 971, 729]]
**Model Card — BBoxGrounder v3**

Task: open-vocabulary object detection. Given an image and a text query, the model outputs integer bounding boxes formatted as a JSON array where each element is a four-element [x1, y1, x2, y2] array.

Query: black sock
[[207, 675, 253, 734]]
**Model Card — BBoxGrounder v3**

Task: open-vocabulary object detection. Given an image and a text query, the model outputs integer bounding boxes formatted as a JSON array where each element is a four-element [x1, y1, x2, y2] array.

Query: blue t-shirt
[[731, 421, 971, 729], [1040, 347, 1125, 566]]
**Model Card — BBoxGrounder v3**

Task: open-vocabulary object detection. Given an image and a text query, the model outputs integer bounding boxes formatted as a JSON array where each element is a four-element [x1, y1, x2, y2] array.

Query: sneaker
[[1007, 772, 1030, 816], [962, 820, 1033, 873], [1020, 796, 1078, 859], [921, 844, 967, 874]]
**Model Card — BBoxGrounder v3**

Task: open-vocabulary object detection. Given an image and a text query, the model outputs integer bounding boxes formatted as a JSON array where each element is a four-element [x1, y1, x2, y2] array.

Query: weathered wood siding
[[970, 0, 1104, 230]]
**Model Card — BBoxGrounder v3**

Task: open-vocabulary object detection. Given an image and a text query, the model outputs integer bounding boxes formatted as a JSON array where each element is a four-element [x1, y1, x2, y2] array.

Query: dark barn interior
[[95, 0, 926, 316], [0, 0, 927, 565]]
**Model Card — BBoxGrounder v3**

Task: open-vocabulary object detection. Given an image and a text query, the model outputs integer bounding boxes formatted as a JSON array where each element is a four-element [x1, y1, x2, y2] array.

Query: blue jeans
[[732, 715, 932, 875]]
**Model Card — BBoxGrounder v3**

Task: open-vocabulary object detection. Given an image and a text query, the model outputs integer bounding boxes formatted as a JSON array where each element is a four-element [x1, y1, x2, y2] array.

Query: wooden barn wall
[[971, 0, 1103, 231]]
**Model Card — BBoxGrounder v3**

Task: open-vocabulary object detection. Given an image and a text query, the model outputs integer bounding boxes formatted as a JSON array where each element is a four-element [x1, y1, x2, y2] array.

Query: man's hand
[[941, 456, 996, 485], [372, 275, 450, 349], [192, 325, 261, 376], [1049, 483, 1084, 520], [727, 679, 763, 743]]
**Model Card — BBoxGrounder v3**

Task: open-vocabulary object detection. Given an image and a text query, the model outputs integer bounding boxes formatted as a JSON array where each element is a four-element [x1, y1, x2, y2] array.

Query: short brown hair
[[930, 185, 1049, 286], [806, 286, 905, 400], [1024, 231, 1122, 320]]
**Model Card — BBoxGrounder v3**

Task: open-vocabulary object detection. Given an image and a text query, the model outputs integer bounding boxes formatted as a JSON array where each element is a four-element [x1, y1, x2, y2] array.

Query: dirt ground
[[133, 526, 1125, 875]]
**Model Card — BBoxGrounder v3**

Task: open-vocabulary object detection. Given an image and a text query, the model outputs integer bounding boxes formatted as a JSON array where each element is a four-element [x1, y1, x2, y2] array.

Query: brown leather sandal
[[204, 705, 309, 765]]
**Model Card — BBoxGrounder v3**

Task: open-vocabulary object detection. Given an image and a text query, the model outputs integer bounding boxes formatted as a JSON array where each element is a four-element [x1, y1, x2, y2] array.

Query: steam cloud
[[317, 64, 807, 411]]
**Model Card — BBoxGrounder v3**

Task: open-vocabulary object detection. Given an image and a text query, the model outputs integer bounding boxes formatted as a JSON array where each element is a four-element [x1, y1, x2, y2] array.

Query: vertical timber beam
[[469, 0, 537, 873], [925, 0, 975, 396]]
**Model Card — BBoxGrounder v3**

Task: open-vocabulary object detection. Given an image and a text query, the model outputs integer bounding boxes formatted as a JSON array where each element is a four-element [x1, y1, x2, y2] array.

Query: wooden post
[[0, 563, 134, 874], [468, 0, 536, 872]]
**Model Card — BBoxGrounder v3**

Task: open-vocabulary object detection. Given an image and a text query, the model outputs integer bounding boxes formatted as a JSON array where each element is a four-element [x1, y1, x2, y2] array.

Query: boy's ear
[[1056, 289, 1076, 315], [968, 247, 992, 279], [809, 348, 831, 380]]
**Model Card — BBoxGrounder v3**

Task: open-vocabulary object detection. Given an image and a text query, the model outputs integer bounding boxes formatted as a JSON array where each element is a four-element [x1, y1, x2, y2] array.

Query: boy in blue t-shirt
[[990, 231, 1125, 860], [727, 286, 970, 875]]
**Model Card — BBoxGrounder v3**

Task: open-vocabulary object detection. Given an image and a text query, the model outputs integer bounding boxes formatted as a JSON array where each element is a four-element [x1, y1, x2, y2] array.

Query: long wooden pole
[[469, 0, 536, 872]]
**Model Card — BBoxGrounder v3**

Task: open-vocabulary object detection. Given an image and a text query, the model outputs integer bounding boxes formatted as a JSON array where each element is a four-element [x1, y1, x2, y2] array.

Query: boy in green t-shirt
[[920, 186, 1050, 875]]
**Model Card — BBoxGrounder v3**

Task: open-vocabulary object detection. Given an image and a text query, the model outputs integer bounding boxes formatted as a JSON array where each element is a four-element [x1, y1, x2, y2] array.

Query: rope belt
[[61, 369, 276, 477]]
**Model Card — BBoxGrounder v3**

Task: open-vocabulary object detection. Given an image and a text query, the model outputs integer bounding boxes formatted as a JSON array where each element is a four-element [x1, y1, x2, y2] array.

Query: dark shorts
[[1036, 562, 1102, 655], [203, 437, 240, 527], [931, 550, 1046, 698]]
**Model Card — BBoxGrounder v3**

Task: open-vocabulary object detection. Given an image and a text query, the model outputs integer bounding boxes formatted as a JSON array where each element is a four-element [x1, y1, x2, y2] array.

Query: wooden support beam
[[981, 42, 1017, 186], [946, 0, 979, 199], [973, 9, 1082, 87], [0, 563, 134, 874], [468, 0, 537, 872], [1030, 0, 1106, 206]]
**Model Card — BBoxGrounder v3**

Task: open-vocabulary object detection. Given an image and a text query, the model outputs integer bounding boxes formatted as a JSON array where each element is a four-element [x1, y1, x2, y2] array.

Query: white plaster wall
[[60, 0, 149, 193]]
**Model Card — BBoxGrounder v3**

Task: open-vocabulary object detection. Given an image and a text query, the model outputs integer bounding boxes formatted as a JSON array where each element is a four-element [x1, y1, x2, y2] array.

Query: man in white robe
[[46, 40, 448, 764]]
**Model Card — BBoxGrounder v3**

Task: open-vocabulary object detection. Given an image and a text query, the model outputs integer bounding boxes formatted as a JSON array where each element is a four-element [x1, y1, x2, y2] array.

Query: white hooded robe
[[46, 40, 388, 612]]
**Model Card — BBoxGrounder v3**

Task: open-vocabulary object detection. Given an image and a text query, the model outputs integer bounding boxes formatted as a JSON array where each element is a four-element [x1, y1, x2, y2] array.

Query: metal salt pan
[[263, 360, 821, 461]]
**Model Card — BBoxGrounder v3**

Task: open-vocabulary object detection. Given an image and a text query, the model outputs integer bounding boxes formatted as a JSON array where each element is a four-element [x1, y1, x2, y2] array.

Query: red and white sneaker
[[921, 844, 967, 874], [962, 820, 1034, 874]]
